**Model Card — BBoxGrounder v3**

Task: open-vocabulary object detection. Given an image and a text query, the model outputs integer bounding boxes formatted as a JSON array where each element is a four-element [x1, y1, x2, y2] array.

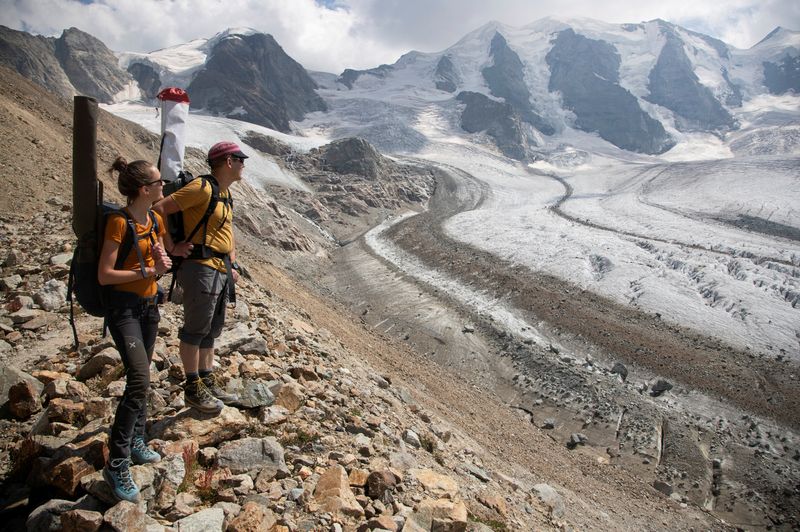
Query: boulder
[[172, 507, 225, 531], [61, 509, 103, 532], [405, 498, 468, 532], [533, 483, 565, 519], [226, 501, 277, 532], [103, 500, 147, 532], [150, 406, 249, 447], [411, 468, 459, 499], [313, 465, 364, 518], [216, 437, 288, 478], [77, 348, 121, 380], [8, 379, 43, 418], [34, 279, 68, 311]]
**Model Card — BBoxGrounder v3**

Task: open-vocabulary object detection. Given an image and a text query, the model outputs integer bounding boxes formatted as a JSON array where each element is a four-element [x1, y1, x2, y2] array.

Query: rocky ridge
[[1, 202, 563, 532]]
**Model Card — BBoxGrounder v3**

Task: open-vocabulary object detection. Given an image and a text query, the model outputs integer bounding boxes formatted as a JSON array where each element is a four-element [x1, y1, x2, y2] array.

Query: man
[[153, 141, 246, 414]]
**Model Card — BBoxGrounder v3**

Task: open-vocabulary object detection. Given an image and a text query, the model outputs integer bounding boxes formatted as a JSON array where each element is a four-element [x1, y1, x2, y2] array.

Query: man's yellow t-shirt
[[170, 177, 233, 273]]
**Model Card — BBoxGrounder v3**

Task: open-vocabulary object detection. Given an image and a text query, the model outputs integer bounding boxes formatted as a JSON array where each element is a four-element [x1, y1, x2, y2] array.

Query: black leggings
[[106, 304, 160, 460]]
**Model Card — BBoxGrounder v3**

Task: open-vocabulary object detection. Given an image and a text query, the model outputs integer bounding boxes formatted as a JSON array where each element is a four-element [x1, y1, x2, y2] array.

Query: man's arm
[[152, 196, 194, 257]]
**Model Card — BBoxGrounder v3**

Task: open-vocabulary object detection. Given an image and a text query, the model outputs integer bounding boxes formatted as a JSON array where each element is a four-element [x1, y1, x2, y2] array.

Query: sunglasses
[[230, 156, 246, 164], [144, 178, 164, 186]]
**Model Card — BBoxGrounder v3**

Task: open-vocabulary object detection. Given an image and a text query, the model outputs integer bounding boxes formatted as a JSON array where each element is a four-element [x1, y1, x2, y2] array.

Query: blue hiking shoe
[[103, 457, 140, 502], [131, 436, 161, 465]]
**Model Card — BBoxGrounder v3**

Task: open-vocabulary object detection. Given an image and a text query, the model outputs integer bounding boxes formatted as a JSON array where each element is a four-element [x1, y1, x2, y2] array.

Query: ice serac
[[337, 65, 394, 89], [188, 32, 326, 132], [646, 22, 735, 131], [434, 55, 460, 93], [0, 25, 75, 100], [54, 28, 132, 103], [456, 91, 529, 160], [545, 28, 674, 155], [482, 32, 554, 135]]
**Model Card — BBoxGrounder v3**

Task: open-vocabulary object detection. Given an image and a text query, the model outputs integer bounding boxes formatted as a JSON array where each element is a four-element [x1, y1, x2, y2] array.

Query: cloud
[[1, 0, 797, 73]]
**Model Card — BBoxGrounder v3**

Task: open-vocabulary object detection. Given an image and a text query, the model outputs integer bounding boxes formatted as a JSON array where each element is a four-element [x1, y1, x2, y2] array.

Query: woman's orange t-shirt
[[103, 210, 166, 297]]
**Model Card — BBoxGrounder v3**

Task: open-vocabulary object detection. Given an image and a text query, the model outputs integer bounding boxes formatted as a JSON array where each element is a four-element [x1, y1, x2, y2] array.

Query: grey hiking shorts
[[177, 261, 228, 348]]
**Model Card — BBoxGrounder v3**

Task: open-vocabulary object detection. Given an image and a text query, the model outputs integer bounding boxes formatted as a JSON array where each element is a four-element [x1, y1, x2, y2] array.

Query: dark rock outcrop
[[53, 28, 131, 102], [456, 91, 529, 160], [482, 32, 553, 134], [188, 32, 326, 132], [763, 55, 800, 95], [434, 55, 460, 92], [127, 62, 162, 100], [315, 137, 385, 179], [646, 24, 735, 131], [241, 131, 293, 157], [546, 29, 674, 154]]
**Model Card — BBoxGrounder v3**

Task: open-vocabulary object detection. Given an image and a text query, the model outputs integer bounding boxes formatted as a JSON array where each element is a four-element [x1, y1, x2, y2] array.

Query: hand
[[154, 255, 172, 275], [172, 241, 194, 258], [232, 268, 240, 284]]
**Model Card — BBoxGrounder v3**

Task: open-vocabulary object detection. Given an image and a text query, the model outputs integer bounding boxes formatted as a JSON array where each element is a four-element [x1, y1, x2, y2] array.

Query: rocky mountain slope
[[0, 26, 134, 103], [0, 60, 736, 531]]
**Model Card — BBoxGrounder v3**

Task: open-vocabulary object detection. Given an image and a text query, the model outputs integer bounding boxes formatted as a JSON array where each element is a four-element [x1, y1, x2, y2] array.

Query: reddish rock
[[313, 465, 364, 518], [227, 501, 277, 531], [104, 500, 147, 531], [47, 398, 85, 424], [61, 509, 103, 532], [8, 380, 42, 419], [367, 469, 398, 499], [45, 455, 95, 496]]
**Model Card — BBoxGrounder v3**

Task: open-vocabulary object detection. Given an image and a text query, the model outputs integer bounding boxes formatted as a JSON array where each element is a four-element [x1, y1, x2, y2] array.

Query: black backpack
[[67, 186, 160, 346], [163, 172, 236, 303], [163, 171, 232, 252]]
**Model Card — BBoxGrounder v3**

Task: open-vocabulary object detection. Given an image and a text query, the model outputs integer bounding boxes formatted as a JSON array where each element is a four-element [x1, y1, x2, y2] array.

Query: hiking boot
[[201, 372, 238, 405], [131, 436, 161, 465], [103, 457, 140, 502], [184, 378, 224, 414]]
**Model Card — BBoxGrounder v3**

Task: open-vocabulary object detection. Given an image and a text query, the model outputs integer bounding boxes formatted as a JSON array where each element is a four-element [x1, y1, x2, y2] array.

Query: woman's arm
[[98, 238, 155, 285]]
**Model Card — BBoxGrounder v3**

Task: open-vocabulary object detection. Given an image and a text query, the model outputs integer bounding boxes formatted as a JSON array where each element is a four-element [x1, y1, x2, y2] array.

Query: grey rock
[[402, 429, 421, 448], [34, 280, 68, 311], [26, 498, 76, 531], [763, 54, 800, 95], [103, 500, 147, 532], [533, 483, 565, 519], [653, 480, 673, 496], [49, 253, 72, 266], [229, 378, 275, 409], [650, 379, 673, 397], [173, 507, 225, 531], [216, 437, 289, 478], [77, 348, 122, 380], [611, 362, 628, 381], [1, 274, 23, 290], [465, 464, 491, 482], [337, 64, 393, 89]]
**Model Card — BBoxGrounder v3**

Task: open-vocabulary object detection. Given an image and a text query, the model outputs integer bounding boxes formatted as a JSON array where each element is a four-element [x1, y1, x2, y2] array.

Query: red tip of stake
[[157, 87, 190, 104]]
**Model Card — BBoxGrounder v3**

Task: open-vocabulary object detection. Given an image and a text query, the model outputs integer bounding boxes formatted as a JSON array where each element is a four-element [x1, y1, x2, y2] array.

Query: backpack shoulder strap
[[184, 176, 221, 244], [113, 210, 148, 277]]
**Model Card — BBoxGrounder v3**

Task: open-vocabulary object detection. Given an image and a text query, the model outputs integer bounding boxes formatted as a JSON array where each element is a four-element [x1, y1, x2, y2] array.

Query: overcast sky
[[2, 0, 798, 73]]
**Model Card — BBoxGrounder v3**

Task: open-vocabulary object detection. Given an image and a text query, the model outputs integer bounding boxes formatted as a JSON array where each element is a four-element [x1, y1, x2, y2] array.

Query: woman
[[98, 157, 172, 502]]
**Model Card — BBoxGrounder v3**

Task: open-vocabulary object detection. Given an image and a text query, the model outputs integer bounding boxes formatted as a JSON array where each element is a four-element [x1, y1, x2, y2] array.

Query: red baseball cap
[[207, 141, 249, 162]]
